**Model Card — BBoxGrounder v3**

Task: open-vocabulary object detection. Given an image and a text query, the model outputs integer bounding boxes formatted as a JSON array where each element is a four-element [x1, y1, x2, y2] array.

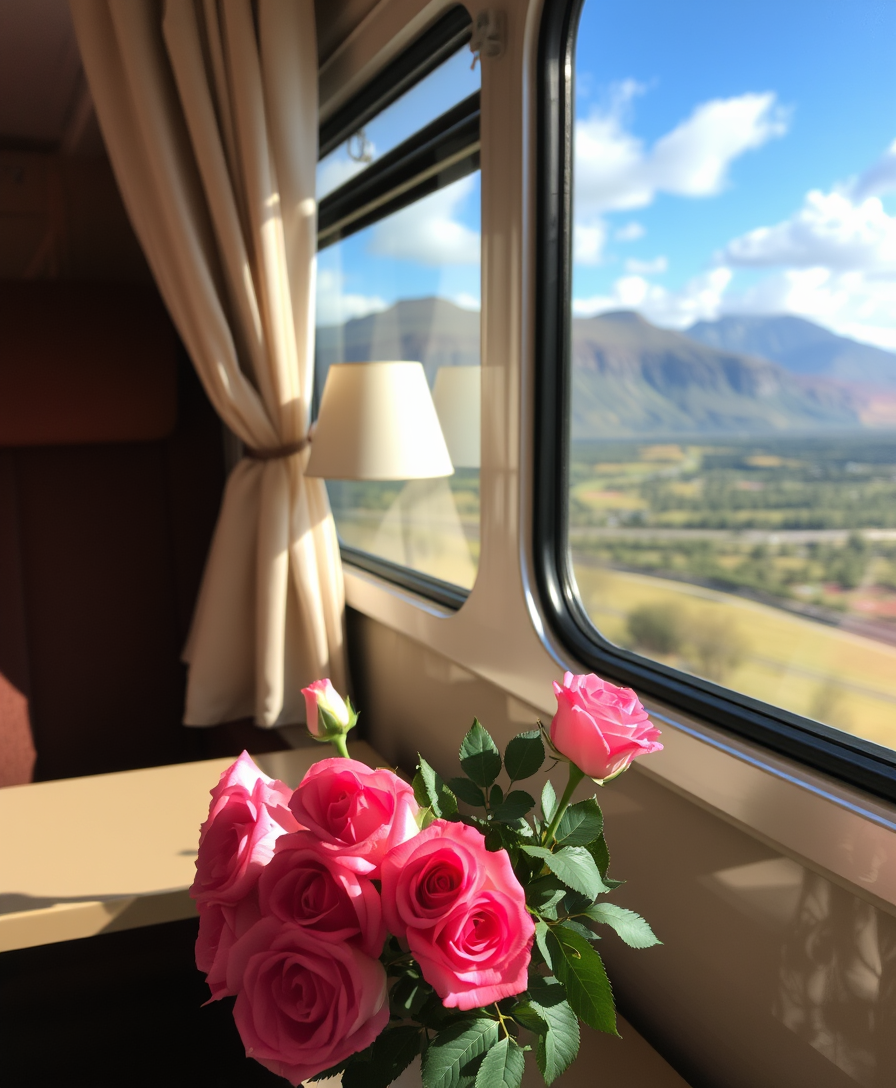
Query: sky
[[317, 0, 896, 350], [316, 50, 481, 328]]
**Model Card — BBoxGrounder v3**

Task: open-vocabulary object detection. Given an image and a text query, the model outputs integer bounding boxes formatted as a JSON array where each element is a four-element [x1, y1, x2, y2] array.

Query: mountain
[[316, 299, 875, 438], [686, 314, 896, 390], [315, 298, 480, 394], [569, 311, 863, 438]]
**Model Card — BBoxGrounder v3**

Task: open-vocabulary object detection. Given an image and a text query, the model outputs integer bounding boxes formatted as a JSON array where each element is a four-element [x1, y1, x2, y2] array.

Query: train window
[[317, 48, 480, 199], [316, 41, 481, 598], [537, 0, 896, 795]]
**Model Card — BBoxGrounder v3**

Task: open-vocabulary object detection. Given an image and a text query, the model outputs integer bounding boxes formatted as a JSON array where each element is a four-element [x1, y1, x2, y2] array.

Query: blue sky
[[570, 0, 896, 347], [317, 1, 896, 349], [316, 50, 482, 328]]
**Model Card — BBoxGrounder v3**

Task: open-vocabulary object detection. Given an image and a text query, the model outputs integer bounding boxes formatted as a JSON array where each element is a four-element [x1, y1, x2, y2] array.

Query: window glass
[[570, 0, 896, 750], [317, 49, 480, 200], [316, 173, 481, 590]]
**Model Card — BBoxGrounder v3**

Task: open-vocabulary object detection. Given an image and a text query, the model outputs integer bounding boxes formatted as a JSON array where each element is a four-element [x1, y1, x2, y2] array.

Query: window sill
[[343, 559, 896, 918]]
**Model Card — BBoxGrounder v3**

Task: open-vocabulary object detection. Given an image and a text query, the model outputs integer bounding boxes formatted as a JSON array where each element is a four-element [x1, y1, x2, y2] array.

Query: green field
[[573, 560, 896, 749], [327, 434, 896, 751]]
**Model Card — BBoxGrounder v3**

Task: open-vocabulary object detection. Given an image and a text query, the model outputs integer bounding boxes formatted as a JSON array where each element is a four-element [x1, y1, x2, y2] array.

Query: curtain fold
[[69, 0, 347, 727]]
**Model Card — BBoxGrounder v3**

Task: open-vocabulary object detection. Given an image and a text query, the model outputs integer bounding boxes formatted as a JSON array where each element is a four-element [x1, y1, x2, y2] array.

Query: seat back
[[0, 281, 227, 783]]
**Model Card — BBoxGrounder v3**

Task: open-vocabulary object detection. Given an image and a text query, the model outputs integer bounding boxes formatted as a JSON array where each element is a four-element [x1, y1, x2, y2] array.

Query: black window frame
[[316, 6, 480, 614], [533, 0, 896, 804]]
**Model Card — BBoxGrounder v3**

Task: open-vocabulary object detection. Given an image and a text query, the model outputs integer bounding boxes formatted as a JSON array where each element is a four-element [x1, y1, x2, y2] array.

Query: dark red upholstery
[[0, 281, 287, 785], [0, 282, 177, 447]]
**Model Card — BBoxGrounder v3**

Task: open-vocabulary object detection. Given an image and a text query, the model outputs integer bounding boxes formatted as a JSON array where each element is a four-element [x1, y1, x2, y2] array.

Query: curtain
[[69, 0, 347, 727]]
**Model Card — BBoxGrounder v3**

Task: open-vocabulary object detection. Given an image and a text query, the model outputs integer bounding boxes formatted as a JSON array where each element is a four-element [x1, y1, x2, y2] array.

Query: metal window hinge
[[470, 9, 504, 67]]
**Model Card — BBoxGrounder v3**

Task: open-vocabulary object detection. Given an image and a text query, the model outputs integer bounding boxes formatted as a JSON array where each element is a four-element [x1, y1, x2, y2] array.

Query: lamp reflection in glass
[[305, 362, 453, 480], [306, 362, 476, 585], [432, 365, 480, 470]]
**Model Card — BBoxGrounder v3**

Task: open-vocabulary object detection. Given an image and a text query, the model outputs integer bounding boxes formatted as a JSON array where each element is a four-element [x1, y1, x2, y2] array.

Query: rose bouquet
[[192, 673, 663, 1087]]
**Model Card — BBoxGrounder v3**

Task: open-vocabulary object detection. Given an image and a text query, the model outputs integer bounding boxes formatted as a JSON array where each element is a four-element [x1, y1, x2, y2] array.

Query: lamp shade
[[305, 362, 454, 480], [432, 366, 481, 469]]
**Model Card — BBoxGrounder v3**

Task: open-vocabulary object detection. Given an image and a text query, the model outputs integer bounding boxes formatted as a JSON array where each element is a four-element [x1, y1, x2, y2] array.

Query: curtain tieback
[[244, 437, 310, 461]]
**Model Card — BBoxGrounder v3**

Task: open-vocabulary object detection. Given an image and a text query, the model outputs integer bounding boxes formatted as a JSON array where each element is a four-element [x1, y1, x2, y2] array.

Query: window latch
[[470, 9, 504, 68]]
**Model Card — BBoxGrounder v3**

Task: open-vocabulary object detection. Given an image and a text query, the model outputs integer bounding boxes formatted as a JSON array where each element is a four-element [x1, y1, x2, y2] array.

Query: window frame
[[315, 8, 481, 610], [532, 0, 896, 804]]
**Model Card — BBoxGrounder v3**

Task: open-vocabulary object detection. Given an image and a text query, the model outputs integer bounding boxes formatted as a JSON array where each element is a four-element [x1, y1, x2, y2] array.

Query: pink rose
[[260, 831, 386, 958], [227, 917, 389, 1086], [288, 757, 419, 876], [550, 672, 663, 782], [195, 894, 261, 1002], [380, 820, 533, 1010], [191, 751, 299, 905]]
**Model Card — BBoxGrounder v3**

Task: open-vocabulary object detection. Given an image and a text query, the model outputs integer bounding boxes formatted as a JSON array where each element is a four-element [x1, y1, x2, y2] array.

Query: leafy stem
[[493, 1003, 513, 1041], [542, 763, 585, 845]]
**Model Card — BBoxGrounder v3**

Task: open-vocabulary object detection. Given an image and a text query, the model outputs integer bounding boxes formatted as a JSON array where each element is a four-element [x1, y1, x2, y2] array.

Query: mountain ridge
[[315, 298, 896, 437], [686, 313, 896, 390]]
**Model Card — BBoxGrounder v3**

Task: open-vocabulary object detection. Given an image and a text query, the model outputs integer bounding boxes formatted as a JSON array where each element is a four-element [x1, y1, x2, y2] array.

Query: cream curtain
[[69, 0, 347, 726]]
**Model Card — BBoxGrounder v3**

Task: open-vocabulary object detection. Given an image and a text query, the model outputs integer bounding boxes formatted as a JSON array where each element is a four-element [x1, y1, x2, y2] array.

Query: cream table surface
[[0, 740, 384, 952]]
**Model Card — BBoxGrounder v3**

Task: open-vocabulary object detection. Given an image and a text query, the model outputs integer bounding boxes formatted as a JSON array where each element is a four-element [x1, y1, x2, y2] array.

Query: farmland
[[569, 434, 896, 748]]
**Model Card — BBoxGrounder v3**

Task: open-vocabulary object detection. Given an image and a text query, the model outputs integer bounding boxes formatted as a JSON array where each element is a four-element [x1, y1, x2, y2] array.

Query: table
[[0, 741, 384, 952]]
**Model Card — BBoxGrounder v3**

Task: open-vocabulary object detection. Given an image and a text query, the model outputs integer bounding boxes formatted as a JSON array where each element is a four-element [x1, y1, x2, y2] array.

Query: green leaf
[[474, 1037, 525, 1088], [489, 784, 504, 807], [308, 1056, 356, 1081], [586, 833, 610, 878], [584, 903, 661, 948], [459, 720, 502, 788], [504, 730, 545, 781], [525, 876, 567, 919], [448, 776, 486, 807], [558, 918, 598, 942], [541, 780, 557, 823], [422, 1019, 500, 1088], [343, 1027, 421, 1088], [554, 798, 604, 846], [391, 972, 431, 1018], [511, 1002, 547, 1035], [521, 845, 610, 900], [527, 977, 580, 1085], [492, 790, 535, 822], [561, 890, 593, 917], [415, 756, 458, 820], [533, 920, 553, 970], [546, 928, 618, 1036]]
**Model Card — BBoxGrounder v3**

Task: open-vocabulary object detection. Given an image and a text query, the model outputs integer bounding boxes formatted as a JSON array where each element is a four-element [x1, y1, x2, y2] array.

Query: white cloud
[[574, 220, 607, 265], [315, 269, 387, 327], [850, 139, 896, 201], [574, 267, 732, 328], [369, 177, 480, 265], [625, 255, 668, 274], [574, 85, 788, 215], [719, 267, 896, 350], [316, 154, 371, 200], [615, 221, 645, 242], [721, 189, 896, 272], [453, 292, 481, 312]]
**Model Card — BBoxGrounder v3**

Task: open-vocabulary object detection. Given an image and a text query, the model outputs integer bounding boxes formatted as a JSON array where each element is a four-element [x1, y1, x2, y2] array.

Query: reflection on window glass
[[317, 49, 480, 200], [570, 0, 896, 750], [316, 174, 481, 589]]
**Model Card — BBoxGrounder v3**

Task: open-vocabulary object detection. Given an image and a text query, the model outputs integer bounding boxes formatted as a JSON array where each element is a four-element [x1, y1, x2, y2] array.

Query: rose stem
[[542, 763, 585, 846], [329, 733, 350, 759]]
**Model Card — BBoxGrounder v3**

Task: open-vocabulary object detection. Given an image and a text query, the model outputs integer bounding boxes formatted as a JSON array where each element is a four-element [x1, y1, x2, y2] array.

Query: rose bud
[[550, 671, 663, 783], [302, 678, 358, 744]]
